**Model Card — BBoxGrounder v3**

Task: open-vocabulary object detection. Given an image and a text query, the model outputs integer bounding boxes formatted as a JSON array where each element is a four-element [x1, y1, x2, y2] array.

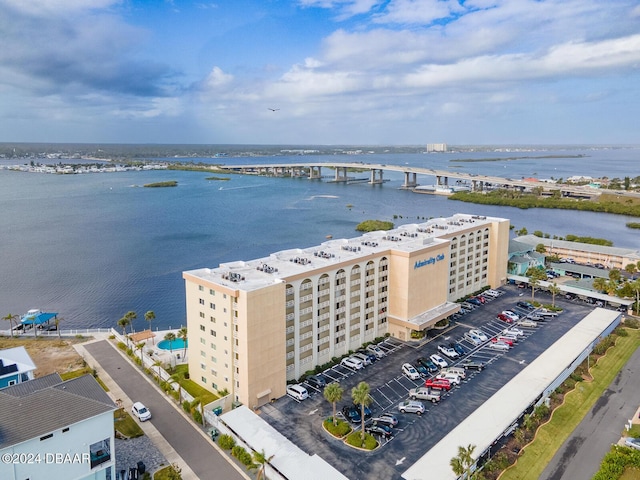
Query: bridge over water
[[219, 162, 601, 197]]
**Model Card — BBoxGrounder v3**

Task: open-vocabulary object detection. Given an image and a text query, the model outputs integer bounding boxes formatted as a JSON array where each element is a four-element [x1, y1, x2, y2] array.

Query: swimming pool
[[157, 338, 188, 350]]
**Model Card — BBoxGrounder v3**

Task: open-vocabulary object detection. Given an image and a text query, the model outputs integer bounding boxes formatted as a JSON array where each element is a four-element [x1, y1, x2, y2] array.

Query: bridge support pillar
[[309, 166, 322, 179], [369, 169, 384, 184], [402, 172, 418, 188]]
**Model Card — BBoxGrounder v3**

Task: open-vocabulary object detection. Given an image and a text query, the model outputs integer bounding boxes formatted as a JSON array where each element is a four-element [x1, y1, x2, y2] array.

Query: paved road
[[85, 340, 244, 480], [540, 341, 640, 480]]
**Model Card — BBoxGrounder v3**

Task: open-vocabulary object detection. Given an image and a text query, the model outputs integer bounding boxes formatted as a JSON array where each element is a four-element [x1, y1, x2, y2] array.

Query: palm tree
[[178, 327, 188, 358], [170, 371, 184, 403], [152, 360, 163, 380], [592, 277, 608, 293], [323, 382, 344, 427], [251, 449, 274, 480], [526, 267, 546, 303], [136, 341, 145, 363], [144, 311, 156, 343], [548, 283, 561, 307], [164, 332, 177, 353], [351, 381, 372, 442], [450, 444, 476, 479], [117, 316, 131, 336], [609, 269, 622, 284], [3, 313, 18, 338], [54, 315, 63, 340], [124, 311, 137, 331]]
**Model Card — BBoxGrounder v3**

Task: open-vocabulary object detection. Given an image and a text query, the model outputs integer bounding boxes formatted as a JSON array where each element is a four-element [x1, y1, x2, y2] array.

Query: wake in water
[[218, 184, 267, 191], [306, 195, 339, 200]]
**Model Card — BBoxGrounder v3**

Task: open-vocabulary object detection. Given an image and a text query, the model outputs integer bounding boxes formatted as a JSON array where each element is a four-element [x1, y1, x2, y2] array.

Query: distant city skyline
[[1, 1, 639, 145]]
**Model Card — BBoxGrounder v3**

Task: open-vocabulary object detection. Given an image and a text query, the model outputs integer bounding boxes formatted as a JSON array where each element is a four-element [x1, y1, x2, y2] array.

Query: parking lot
[[258, 285, 601, 480]]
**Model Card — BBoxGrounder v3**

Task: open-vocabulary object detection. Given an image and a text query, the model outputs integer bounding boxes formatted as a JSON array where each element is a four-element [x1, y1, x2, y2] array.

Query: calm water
[[1, 147, 638, 330]]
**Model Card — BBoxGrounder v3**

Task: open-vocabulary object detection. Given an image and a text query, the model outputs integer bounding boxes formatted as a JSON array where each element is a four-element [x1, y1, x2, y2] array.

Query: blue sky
[[1, 0, 639, 145]]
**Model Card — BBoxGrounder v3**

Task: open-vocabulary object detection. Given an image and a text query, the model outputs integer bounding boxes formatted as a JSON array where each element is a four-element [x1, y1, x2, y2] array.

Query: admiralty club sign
[[414, 253, 445, 269]]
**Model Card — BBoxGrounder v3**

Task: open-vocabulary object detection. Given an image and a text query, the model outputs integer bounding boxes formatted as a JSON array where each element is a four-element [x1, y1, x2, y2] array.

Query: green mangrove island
[[356, 220, 394, 232], [143, 180, 178, 188]]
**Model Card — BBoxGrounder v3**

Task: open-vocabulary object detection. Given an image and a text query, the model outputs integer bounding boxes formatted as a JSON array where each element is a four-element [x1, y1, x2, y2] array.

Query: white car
[[340, 356, 364, 370], [503, 327, 524, 337], [501, 310, 520, 322], [436, 372, 461, 385], [518, 319, 538, 328], [286, 384, 309, 401], [132, 402, 152, 421], [488, 341, 510, 351], [430, 354, 448, 369], [366, 344, 386, 358], [351, 352, 371, 366], [437, 344, 459, 359], [464, 332, 483, 346], [469, 329, 488, 342], [402, 363, 421, 380]]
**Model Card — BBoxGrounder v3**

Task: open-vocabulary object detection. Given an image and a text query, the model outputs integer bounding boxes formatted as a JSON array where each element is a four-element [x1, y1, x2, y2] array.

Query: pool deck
[[142, 329, 189, 365]]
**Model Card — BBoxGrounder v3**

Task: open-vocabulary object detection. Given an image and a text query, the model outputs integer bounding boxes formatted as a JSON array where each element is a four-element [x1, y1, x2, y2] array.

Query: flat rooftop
[[184, 213, 503, 291], [402, 307, 621, 480]]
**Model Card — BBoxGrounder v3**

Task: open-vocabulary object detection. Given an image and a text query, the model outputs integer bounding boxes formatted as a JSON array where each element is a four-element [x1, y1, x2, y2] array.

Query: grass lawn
[[114, 408, 144, 439], [170, 364, 218, 405], [153, 464, 181, 479], [501, 328, 640, 480], [60, 366, 110, 391]]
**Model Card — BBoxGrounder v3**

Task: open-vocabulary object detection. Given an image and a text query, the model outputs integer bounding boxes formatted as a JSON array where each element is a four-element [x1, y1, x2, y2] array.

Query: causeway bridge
[[219, 162, 602, 197]]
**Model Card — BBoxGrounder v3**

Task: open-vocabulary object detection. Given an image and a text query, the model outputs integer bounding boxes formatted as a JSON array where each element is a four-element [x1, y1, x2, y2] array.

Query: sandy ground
[[0, 336, 86, 376]]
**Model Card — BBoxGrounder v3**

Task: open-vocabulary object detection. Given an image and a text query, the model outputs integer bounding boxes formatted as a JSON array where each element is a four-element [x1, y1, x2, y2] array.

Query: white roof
[[220, 406, 349, 480], [402, 308, 620, 480], [0, 346, 36, 375]]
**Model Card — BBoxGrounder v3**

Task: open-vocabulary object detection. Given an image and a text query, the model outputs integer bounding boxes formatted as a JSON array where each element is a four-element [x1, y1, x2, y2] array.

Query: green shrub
[[323, 418, 352, 438], [624, 318, 640, 329], [126, 347, 133, 356], [345, 431, 378, 450], [231, 446, 253, 466], [117, 342, 127, 351], [218, 434, 235, 450], [182, 400, 191, 413], [192, 409, 202, 424]]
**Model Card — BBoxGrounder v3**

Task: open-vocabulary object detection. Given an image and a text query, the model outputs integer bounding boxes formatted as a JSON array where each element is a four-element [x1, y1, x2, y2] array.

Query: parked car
[[516, 301, 535, 310], [538, 309, 559, 317], [357, 349, 377, 363], [424, 377, 452, 391], [473, 295, 486, 304], [518, 319, 538, 328], [286, 384, 309, 401], [466, 297, 482, 306], [340, 356, 364, 370], [435, 371, 461, 385], [306, 374, 326, 390], [441, 366, 466, 379], [375, 412, 399, 427], [462, 302, 478, 311], [450, 342, 467, 356], [488, 341, 510, 351], [342, 404, 372, 423], [409, 387, 441, 403], [366, 343, 386, 358], [491, 337, 514, 347], [501, 311, 520, 322], [413, 362, 429, 376], [517, 283, 527, 289], [624, 437, 640, 451], [503, 326, 524, 337], [371, 416, 396, 429], [429, 354, 449, 369], [402, 363, 421, 380], [417, 357, 439, 373], [398, 400, 425, 415], [464, 332, 483, 346], [366, 423, 393, 438], [469, 329, 488, 342], [459, 359, 485, 371], [438, 344, 459, 359], [484, 289, 500, 297], [499, 333, 519, 343], [497, 313, 514, 323], [132, 402, 152, 421], [352, 352, 372, 366]]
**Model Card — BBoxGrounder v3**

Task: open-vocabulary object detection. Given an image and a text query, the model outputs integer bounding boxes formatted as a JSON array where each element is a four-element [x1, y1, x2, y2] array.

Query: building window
[[201, 376, 207, 383], [199, 312, 205, 318], [210, 303, 215, 309], [40, 433, 53, 441], [200, 363, 206, 370], [199, 285, 204, 291], [210, 289, 215, 295], [223, 294, 227, 299], [200, 325, 205, 331], [210, 316, 216, 323], [201, 350, 206, 357], [211, 330, 216, 337], [200, 338, 205, 344], [89, 438, 111, 469], [199, 298, 205, 305]]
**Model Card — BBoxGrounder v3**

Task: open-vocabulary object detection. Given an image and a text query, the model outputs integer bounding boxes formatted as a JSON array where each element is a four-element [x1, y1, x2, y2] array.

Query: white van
[[441, 367, 466, 380], [484, 289, 500, 298], [286, 384, 309, 401], [435, 371, 461, 385]]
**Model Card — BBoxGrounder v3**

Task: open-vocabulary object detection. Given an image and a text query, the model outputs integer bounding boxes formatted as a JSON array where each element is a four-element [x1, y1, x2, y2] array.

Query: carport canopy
[[402, 308, 621, 480]]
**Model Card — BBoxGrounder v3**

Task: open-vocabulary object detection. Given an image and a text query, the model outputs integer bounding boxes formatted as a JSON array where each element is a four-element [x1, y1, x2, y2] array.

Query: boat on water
[[20, 309, 59, 332], [413, 185, 471, 196]]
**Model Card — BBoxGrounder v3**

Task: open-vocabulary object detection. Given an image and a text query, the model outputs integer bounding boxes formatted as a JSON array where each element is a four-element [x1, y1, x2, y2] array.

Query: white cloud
[[204, 67, 234, 88]]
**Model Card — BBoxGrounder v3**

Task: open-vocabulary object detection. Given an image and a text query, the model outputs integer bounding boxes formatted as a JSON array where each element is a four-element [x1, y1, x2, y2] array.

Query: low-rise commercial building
[[184, 214, 510, 408]]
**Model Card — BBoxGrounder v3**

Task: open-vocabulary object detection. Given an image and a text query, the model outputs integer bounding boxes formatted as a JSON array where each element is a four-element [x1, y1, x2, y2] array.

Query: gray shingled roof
[[0, 373, 62, 397], [0, 374, 116, 449]]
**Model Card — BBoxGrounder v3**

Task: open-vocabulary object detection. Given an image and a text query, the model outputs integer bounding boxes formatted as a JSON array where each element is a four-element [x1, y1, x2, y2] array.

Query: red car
[[424, 377, 452, 391], [497, 313, 514, 323], [474, 296, 486, 304], [491, 337, 514, 347]]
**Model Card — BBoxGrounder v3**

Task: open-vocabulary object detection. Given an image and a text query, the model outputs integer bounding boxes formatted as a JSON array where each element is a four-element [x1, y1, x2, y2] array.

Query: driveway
[[84, 340, 245, 480]]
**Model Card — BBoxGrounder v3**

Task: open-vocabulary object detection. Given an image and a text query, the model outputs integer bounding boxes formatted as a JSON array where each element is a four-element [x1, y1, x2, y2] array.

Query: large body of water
[[1, 147, 638, 331]]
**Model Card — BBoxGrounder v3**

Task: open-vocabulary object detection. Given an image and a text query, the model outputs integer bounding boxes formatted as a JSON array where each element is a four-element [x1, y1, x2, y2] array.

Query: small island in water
[[356, 220, 394, 232], [143, 181, 178, 188]]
